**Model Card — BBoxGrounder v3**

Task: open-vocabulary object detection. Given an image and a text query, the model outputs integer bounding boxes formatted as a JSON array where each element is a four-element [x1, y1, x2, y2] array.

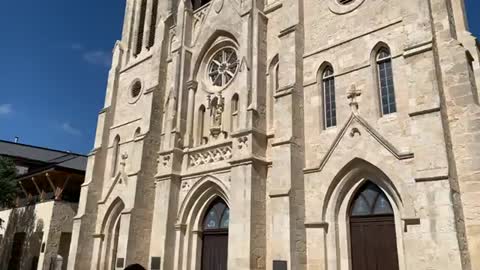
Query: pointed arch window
[[376, 47, 396, 115], [350, 181, 393, 217], [203, 198, 229, 230], [322, 66, 337, 128], [111, 135, 121, 177], [267, 56, 279, 133]]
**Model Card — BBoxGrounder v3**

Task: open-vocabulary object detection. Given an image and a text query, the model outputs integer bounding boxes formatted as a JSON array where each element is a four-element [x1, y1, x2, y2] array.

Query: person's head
[[124, 264, 145, 270]]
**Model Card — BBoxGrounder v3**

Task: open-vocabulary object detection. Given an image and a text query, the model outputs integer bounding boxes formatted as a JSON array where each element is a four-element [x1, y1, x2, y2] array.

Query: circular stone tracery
[[207, 47, 239, 88]]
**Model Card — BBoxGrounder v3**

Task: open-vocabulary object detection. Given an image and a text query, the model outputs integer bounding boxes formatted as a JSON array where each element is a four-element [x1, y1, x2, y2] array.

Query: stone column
[[269, 0, 306, 268], [184, 81, 198, 147], [149, 177, 180, 270]]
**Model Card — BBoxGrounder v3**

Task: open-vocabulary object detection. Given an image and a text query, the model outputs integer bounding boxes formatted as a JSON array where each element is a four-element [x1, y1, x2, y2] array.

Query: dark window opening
[[191, 0, 211, 11], [148, 0, 158, 49], [135, 0, 147, 56]]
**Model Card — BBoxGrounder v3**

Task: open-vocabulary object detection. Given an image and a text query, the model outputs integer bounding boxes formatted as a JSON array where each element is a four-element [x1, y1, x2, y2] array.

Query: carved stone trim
[[188, 143, 233, 168], [304, 113, 414, 174]]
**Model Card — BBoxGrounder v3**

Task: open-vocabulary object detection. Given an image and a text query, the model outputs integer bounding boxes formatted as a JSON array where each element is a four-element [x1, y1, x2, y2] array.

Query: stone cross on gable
[[347, 84, 362, 112], [120, 153, 128, 171]]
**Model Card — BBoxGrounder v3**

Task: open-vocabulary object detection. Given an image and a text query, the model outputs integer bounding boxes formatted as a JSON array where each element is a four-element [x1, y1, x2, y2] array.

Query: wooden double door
[[202, 232, 228, 270], [350, 216, 399, 270]]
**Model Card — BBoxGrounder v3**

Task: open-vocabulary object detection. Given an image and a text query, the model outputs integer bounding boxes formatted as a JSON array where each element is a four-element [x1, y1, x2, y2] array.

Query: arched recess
[[98, 197, 125, 270], [267, 54, 279, 133], [321, 158, 406, 270], [174, 176, 230, 270]]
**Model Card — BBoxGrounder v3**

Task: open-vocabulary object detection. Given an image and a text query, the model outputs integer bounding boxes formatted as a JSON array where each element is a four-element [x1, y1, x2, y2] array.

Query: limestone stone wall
[[68, 0, 480, 270]]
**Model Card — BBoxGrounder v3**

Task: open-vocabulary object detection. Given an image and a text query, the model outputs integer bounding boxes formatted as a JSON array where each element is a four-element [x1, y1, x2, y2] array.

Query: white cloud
[[83, 50, 112, 67], [69, 42, 112, 67], [0, 104, 12, 115], [61, 122, 82, 136]]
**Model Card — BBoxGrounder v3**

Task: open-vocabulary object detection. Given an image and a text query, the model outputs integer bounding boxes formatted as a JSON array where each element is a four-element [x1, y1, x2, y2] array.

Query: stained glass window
[[350, 181, 394, 217], [203, 199, 229, 230]]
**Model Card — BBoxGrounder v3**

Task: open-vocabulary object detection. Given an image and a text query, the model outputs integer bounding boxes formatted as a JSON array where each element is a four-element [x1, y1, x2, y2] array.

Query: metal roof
[[0, 139, 87, 172]]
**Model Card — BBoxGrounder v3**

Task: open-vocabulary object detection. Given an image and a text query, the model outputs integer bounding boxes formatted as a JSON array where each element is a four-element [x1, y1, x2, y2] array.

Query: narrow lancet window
[[323, 66, 336, 128], [377, 47, 396, 115], [231, 94, 239, 132], [148, 0, 158, 48], [198, 105, 207, 145], [111, 135, 121, 177], [135, 0, 147, 56]]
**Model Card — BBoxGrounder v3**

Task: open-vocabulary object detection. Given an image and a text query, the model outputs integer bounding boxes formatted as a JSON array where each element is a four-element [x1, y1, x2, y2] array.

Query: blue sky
[[0, 1, 479, 154]]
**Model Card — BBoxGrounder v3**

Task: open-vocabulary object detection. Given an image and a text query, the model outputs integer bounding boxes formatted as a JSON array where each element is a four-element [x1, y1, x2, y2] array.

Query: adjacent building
[[0, 140, 87, 270], [69, 0, 480, 270]]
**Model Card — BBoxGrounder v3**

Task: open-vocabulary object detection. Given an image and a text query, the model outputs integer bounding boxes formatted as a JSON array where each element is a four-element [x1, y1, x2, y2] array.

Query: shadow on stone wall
[[0, 205, 43, 270]]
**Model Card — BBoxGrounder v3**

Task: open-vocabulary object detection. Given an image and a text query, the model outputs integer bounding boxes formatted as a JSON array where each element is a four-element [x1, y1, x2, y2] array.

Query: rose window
[[208, 47, 239, 87]]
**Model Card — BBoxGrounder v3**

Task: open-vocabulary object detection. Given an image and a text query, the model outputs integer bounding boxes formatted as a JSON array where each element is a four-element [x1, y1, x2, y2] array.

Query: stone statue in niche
[[207, 93, 226, 138]]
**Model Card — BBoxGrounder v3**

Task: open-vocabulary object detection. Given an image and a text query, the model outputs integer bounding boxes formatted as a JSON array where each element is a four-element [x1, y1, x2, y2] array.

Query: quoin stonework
[[68, 0, 480, 269]]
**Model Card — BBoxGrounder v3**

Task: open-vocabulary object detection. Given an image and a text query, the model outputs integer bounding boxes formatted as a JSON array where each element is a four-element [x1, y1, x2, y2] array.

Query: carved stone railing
[[188, 142, 232, 168], [192, 3, 210, 43]]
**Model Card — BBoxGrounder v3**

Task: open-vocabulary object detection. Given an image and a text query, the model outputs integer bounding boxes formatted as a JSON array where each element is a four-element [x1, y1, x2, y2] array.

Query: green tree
[[0, 157, 17, 207]]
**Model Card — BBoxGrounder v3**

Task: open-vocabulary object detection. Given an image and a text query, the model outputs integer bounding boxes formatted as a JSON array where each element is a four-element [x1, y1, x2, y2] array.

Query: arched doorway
[[201, 198, 229, 270], [349, 181, 399, 270]]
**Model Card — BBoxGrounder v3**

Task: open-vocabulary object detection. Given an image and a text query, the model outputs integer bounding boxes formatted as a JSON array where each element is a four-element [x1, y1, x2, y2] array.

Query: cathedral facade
[[68, 0, 480, 270]]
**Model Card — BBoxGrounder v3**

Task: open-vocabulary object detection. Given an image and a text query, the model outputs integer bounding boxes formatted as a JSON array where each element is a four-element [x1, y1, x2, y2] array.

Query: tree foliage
[[0, 157, 17, 207]]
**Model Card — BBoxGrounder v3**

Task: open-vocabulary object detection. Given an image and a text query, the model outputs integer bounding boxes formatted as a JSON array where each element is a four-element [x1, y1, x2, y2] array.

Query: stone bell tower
[[67, 0, 172, 268]]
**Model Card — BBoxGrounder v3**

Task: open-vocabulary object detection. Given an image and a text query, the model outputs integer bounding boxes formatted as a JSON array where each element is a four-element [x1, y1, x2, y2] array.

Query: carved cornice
[[408, 107, 440, 117], [274, 84, 295, 99], [304, 221, 329, 230], [403, 40, 433, 58], [229, 156, 269, 167], [414, 175, 449, 182], [278, 24, 297, 38], [269, 188, 290, 198]]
